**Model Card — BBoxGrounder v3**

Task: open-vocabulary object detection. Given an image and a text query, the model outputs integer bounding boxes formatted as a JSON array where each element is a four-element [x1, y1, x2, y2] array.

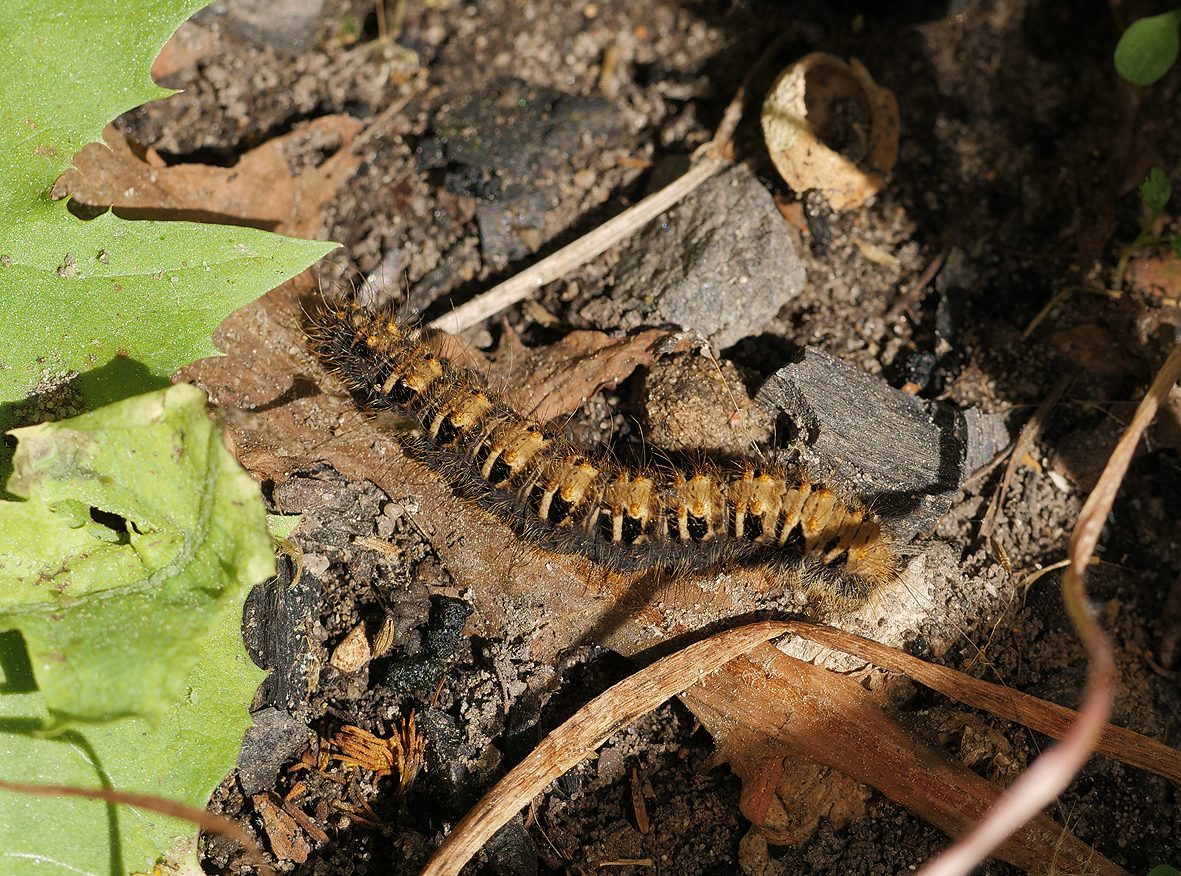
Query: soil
[[107, 0, 1181, 873]]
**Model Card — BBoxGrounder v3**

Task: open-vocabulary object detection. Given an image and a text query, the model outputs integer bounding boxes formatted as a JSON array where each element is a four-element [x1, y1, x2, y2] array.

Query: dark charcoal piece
[[482, 815, 539, 876], [757, 347, 1008, 540], [243, 552, 323, 712], [428, 76, 622, 273], [423, 595, 474, 658]]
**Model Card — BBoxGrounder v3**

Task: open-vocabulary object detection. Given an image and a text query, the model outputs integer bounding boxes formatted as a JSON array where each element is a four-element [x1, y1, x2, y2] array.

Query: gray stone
[[201, 0, 325, 56], [585, 163, 805, 348], [237, 707, 309, 796]]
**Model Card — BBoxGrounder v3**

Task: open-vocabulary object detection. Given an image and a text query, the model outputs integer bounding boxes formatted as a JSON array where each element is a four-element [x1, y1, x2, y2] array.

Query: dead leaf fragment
[[761, 53, 900, 210], [329, 622, 371, 673], [252, 792, 311, 864], [55, 116, 364, 239], [489, 325, 677, 422]]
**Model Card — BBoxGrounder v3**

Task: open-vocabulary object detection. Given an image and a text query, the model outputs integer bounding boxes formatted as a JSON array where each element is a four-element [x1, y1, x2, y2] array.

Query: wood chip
[[252, 792, 311, 864], [329, 622, 371, 673]]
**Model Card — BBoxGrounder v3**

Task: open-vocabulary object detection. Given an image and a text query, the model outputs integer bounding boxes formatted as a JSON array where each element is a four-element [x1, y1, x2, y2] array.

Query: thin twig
[[428, 154, 728, 334], [0, 778, 274, 876], [919, 340, 1181, 876]]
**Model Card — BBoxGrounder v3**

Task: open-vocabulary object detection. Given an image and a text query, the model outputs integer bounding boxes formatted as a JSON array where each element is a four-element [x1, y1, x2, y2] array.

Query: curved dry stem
[[419, 621, 793, 876], [776, 620, 1181, 784], [0, 777, 273, 876], [919, 341, 1181, 876]]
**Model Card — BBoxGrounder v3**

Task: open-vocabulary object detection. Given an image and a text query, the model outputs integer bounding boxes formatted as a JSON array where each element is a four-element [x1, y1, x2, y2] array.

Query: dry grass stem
[[919, 340, 1181, 876], [778, 620, 1181, 783], [0, 777, 274, 876], [418, 621, 791, 876], [428, 153, 728, 334]]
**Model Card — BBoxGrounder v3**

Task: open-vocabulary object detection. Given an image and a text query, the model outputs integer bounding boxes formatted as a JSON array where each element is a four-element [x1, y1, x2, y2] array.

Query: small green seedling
[[1113, 167, 1181, 285], [1115, 7, 1181, 86]]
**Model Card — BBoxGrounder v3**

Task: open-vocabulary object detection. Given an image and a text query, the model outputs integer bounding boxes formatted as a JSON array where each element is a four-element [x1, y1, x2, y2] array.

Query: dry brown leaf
[[328, 725, 399, 776], [683, 645, 1128, 876], [55, 116, 364, 238], [761, 54, 900, 211], [488, 325, 675, 422], [252, 792, 311, 864]]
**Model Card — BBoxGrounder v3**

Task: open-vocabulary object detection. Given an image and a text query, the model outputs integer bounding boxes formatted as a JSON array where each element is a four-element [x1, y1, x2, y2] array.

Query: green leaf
[[1139, 167, 1173, 215], [0, 0, 207, 215], [1114, 8, 1181, 86], [0, 383, 274, 726], [1147, 867, 1181, 876], [0, 0, 338, 428], [0, 214, 336, 420], [1170, 233, 1181, 258], [0, 587, 266, 876], [267, 513, 303, 540]]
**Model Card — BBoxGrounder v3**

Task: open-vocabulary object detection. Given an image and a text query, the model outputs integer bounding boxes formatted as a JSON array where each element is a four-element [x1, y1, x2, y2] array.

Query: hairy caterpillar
[[307, 300, 901, 602]]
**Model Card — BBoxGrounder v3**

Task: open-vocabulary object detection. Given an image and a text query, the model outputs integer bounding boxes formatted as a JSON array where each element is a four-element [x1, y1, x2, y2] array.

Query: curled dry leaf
[[55, 116, 364, 238], [683, 644, 1128, 876], [761, 53, 900, 210]]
